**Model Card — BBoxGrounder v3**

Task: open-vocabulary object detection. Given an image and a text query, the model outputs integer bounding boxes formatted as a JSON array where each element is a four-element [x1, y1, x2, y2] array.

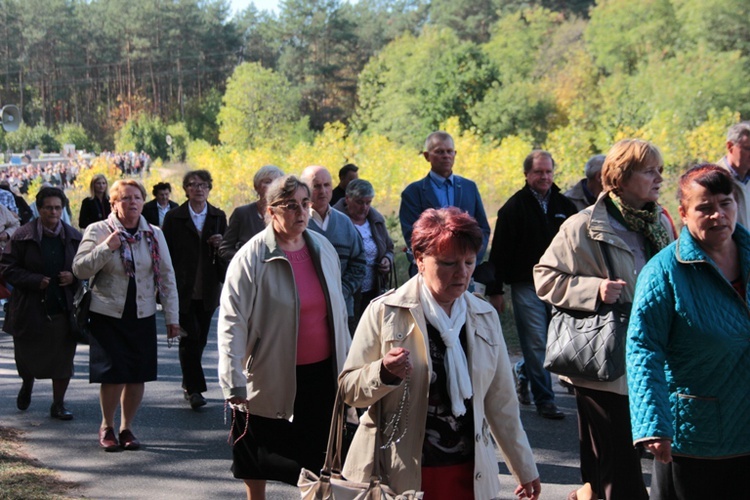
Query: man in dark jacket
[[162, 170, 227, 410], [487, 150, 577, 419], [142, 182, 178, 227]]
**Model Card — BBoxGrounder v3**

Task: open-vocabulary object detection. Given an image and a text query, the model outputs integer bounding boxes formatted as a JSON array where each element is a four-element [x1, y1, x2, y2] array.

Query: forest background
[[0, 0, 749, 241]]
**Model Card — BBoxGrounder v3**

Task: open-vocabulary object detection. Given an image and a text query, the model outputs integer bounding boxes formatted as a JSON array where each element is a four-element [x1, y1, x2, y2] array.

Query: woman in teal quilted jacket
[[627, 164, 750, 500]]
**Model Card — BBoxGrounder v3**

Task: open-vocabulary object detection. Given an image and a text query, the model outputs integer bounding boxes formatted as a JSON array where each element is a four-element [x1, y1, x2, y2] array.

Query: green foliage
[[55, 123, 98, 153], [4, 124, 60, 153], [218, 62, 303, 150], [673, 0, 750, 55], [114, 114, 168, 159], [352, 26, 496, 147], [429, 0, 499, 43], [585, 0, 679, 74], [182, 88, 223, 145], [166, 122, 191, 162]]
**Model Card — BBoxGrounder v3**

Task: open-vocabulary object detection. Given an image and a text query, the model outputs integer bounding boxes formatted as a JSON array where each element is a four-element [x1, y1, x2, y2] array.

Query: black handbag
[[544, 243, 630, 382], [71, 277, 94, 344]]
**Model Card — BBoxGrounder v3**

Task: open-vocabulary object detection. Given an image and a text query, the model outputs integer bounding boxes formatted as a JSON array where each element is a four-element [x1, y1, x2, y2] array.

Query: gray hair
[[265, 175, 310, 207], [727, 122, 750, 144], [345, 179, 375, 199], [584, 154, 606, 179], [253, 165, 284, 188], [423, 131, 454, 153]]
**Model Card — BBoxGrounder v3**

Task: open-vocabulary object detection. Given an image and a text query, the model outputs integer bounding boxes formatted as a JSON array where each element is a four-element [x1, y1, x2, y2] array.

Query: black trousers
[[651, 454, 750, 499], [179, 300, 215, 394], [574, 386, 648, 500]]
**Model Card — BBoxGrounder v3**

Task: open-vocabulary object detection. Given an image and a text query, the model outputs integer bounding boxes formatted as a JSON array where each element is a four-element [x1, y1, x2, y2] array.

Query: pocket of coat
[[674, 393, 721, 446]]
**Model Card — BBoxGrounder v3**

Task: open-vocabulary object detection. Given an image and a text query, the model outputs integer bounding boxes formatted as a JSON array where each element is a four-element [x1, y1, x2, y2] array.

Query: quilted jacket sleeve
[[626, 254, 676, 444]]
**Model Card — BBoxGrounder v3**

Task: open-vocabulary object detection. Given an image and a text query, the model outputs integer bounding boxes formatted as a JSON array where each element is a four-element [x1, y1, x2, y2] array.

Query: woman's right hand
[[105, 230, 122, 251], [599, 278, 627, 304], [645, 439, 672, 463], [382, 347, 411, 380]]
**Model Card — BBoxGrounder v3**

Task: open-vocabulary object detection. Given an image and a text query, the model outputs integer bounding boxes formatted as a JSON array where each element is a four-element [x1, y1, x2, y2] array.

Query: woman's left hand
[[57, 271, 74, 287], [166, 324, 182, 339], [208, 233, 223, 248], [378, 257, 391, 273], [514, 477, 541, 499]]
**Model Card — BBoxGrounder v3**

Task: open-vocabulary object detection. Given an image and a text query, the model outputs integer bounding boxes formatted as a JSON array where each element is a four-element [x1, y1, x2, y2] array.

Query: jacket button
[[475, 434, 481, 442], [475, 472, 482, 480], [396, 333, 403, 339]]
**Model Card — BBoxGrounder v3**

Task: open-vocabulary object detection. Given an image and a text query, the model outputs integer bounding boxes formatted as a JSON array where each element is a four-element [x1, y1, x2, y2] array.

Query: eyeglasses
[[272, 200, 312, 212], [40, 205, 64, 212], [187, 182, 210, 190]]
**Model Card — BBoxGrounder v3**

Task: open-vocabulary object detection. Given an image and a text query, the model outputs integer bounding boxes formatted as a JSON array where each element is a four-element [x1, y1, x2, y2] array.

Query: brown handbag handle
[[321, 383, 384, 480]]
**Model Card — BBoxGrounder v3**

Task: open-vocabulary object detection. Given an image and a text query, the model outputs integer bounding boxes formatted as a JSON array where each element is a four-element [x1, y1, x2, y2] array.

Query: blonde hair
[[601, 139, 663, 193], [110, 179, 147, 205], [89, 174, 109, 199]]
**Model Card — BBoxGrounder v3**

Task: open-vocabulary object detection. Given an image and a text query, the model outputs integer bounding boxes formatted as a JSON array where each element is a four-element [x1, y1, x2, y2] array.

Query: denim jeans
[[510, 282, 554, 405]]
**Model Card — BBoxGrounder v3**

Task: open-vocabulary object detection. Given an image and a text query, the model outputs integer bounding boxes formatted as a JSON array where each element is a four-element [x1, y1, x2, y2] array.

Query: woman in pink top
[[218, 175, 350, 500]]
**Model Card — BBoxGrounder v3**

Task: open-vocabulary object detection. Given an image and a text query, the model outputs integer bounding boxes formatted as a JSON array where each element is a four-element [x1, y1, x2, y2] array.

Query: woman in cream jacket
[[341, 207, 540, 500]]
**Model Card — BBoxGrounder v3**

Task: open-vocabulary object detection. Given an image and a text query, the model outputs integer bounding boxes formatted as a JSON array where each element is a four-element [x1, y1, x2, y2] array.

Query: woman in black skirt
[[73, 179, 179, 451], [217, 175, 351, 499]]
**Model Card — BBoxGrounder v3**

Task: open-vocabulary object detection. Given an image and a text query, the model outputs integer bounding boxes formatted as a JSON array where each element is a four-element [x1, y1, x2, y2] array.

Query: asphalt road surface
[[0, 311, 651, 499]]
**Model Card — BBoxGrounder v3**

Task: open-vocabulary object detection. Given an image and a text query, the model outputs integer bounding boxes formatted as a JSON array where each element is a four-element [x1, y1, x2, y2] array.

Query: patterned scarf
[[107, 213, 162, 290], [607, 192, 670, 254]]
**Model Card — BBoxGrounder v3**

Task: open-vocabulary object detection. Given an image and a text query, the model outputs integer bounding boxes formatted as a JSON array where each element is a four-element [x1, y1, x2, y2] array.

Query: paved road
[[0, 312, 651, 499]]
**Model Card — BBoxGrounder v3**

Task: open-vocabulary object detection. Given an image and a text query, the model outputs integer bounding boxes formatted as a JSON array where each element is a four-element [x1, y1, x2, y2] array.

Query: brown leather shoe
[[99, 427, 118, 451], [119, 429, 140, 450]]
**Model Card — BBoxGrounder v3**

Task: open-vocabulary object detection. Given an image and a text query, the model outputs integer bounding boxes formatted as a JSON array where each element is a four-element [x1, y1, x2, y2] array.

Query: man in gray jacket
[[717, 121, 750, 227], [301, 165, 365, 334]]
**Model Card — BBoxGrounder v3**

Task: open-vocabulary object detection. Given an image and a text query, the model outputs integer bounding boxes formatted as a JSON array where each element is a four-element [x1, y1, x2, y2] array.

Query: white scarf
[[418, 277, 473, 417]]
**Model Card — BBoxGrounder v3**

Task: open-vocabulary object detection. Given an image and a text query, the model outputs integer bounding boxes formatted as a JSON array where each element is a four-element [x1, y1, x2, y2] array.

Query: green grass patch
[[0, 427, 80, 500]]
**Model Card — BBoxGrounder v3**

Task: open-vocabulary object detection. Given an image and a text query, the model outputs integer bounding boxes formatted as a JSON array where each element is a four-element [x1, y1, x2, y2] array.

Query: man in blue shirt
[[399, 131, 491, 276]]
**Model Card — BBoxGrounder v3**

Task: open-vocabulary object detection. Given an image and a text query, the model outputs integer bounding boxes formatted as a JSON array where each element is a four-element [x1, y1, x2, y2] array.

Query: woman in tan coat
[[341, 207, 540, 500], [534, 139, 676, 500]]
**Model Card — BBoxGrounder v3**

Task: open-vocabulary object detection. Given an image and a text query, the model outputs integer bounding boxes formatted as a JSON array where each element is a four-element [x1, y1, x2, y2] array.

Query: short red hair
[[411, 207, 482, 260]]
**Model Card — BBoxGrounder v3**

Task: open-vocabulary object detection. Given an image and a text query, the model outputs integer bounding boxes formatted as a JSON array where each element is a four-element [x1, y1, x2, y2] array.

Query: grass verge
[[0, 426, 80, 500]]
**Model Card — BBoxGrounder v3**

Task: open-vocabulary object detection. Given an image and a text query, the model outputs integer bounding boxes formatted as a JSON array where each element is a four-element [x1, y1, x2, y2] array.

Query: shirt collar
[[188, 202, 207, 218], [428, 170, 454, 186]]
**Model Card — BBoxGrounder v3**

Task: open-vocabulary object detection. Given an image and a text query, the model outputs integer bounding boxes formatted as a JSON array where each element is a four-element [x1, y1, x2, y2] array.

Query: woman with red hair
[[340, 207, 541, 499]]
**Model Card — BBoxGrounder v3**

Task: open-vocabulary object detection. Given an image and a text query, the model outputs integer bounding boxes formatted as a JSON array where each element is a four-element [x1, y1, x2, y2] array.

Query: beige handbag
[[298, 383, 423, 500]]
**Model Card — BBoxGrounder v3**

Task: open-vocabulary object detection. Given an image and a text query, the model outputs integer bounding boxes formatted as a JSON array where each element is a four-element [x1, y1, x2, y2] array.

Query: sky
[[229, 0, 280, 15]]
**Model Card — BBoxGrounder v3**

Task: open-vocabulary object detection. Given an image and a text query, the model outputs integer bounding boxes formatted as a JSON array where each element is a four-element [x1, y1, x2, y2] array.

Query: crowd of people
[[2, 123, 750, 500]]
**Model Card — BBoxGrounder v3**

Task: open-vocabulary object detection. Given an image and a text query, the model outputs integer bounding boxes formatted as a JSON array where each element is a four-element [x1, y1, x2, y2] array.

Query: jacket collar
[[420, 173, 464, 207], [171, 201, 221, 219], [676, 224, 750, 269], [383, 274, 495, 317], [262, 226, 321, 261], [13, 220, 81, 243], [332, 198, 386, 225]]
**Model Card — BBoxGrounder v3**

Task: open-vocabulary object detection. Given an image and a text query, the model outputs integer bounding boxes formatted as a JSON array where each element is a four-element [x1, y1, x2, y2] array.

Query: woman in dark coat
[[1, 187, 83, 419], [332, 179, 394, 327], [79, 174, 111, 229]]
